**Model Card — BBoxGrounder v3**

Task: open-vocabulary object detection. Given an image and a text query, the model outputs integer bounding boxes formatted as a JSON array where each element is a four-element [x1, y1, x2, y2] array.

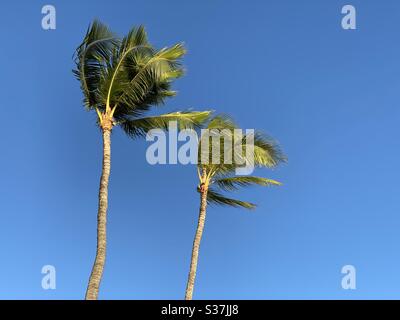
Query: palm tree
[[185, 116, 286, 300], [73, 20, 210, 300]]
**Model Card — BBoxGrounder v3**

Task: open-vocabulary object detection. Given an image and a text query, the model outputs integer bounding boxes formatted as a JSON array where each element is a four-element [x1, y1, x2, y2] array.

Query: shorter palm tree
[[185, 115, 286, 300]]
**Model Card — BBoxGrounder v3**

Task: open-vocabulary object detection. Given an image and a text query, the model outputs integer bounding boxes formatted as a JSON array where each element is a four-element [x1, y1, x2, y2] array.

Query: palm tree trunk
[[85, 128, 111, 300], [185, 187, 208, 300]]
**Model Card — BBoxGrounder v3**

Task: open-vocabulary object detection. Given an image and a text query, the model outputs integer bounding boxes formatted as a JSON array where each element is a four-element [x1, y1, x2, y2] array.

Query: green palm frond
[[73, 20, 119, 110], [214, 176, 281, 191], [247, 132, 287, 168], [206, 114, 238, 131], [121, 111, 211, 138], [198, 114, 237, 170], [206, 188, 256, 210], [110, 43, 186, 114], [119, 25, 149, 53]]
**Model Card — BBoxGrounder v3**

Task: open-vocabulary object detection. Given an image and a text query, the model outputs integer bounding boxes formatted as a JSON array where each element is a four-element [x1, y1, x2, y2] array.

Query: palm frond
[[198, 114, 237, 170], [206, 114, 238, 131], [73, 20, 119, 109], [214, 176, 281, 191], [206, 188, 256, 209], [121, 111, 211, 138], [111, 43, 186, 109], [249, 132, 287, 168], [120, 25, 149, 52]]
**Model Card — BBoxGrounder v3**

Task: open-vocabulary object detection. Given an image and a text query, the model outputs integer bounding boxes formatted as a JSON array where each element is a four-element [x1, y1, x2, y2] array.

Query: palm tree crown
[[73, 20, 210, 134], [197, 115, 286, 208]]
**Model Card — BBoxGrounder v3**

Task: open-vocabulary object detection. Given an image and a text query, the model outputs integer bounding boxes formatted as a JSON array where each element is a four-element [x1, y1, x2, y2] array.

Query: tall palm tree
[[185, 116, 286, 300], [73, 20, 210, 300]]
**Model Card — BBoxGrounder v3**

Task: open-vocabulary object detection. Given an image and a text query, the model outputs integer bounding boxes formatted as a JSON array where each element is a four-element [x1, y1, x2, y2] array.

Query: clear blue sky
[[1, 0, 400, 299]]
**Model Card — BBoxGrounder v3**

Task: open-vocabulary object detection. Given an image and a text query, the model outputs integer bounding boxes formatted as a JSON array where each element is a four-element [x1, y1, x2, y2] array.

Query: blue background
[[0, 0, 399, 299]]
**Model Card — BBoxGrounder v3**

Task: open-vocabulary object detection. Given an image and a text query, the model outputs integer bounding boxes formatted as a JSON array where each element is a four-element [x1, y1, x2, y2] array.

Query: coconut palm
[[73, 20, 210, 300], [185, 115, 286, 300]]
